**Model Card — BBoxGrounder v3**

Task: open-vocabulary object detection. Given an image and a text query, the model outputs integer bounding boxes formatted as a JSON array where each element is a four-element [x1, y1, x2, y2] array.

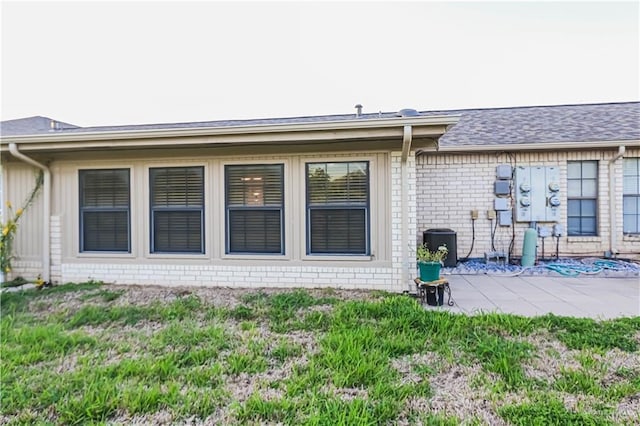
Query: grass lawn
[[1, 282, 639, 425]]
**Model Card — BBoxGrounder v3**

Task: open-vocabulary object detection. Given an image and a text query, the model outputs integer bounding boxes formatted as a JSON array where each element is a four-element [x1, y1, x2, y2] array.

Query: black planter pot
[[425, 285, 445, 306]]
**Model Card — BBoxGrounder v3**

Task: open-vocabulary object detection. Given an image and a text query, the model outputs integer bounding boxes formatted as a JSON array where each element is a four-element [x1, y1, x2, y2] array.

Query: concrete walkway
[[428, 275, 639, 319]]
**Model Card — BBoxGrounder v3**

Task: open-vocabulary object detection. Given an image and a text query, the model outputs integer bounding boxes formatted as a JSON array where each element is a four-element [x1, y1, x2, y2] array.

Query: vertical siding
[[3, 162, 44, 262]]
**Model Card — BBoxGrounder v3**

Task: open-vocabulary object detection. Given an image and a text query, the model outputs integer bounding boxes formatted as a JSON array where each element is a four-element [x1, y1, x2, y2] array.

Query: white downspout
[[8, 143, 51, 283], [401, 125, 412, 292], [608, 145, 625, 257]]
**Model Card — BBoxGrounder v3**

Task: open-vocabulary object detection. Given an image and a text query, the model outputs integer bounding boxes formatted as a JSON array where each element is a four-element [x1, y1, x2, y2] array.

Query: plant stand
[[414, 277, 454, 307]]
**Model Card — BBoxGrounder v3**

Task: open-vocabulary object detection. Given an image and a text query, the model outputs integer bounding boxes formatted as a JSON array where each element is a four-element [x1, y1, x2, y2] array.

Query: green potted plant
[[416, 243, 448, 282]]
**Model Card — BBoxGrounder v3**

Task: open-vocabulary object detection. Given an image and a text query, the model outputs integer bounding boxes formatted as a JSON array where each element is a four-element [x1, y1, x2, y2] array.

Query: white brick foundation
[[61, 263, 396, 290]]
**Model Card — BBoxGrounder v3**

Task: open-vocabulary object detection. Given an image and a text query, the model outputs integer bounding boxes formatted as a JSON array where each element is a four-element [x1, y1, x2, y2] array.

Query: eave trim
[[1, 115, 460, 145], [437, 139, 640, 152]]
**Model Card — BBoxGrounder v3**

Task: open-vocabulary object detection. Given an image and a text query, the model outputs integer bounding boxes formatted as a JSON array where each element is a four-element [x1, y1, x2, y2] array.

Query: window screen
[[79, 169, 130, 252]]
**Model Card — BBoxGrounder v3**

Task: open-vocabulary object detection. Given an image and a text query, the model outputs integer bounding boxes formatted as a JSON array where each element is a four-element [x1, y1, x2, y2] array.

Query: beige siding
[[2, 162, 44, 263], [416, 148, 640, 261], [44, 147, 413, 291], [4, 140, 637, 286], [54, 150, 393, 264]]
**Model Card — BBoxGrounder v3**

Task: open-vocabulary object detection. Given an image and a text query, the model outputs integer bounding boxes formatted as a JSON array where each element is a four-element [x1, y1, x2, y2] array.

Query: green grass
[[270, 338, 303, 362], [1, 281, 103, 313], [499, 398, 612, 426], [2, 284, 639, 425], [536, 314, 640, 351], [554, 369, 602, 396]]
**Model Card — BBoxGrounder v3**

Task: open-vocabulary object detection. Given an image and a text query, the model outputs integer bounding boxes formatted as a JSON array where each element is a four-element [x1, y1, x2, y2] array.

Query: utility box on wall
[[514, 166, 561, 222]]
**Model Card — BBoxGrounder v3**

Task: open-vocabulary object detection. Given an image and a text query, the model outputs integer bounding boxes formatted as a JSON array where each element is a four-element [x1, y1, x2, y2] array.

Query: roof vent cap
[[396, 108, 420, 117]]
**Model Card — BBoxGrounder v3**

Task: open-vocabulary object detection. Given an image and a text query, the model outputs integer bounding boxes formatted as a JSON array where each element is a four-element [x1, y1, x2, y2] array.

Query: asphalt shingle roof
[[2, 103, 639, 147], [433, 102, 640, 146], [0, 116, 79, 136]]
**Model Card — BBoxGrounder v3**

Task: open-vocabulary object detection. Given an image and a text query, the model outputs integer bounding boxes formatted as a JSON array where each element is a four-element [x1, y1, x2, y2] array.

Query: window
[[79, 169, 130, 252], [567, 161, 598, 236], [150, 166, 204, 253], [306, 161, 369, 255], [225, 164, 284, 254], [623, 158, 640, 234]]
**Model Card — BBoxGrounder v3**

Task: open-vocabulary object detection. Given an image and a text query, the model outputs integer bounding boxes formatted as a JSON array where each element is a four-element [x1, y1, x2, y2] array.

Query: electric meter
[[515, 166, 560, 222], [549, 196, 560, 207]]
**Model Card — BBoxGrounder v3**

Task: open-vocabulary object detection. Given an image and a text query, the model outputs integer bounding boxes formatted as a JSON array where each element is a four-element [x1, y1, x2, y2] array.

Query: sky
[[1, 0, 639, 127]]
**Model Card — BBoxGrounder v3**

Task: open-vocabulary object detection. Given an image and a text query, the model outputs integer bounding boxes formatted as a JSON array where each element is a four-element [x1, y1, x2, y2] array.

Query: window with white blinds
[[150, 166, 204, 253], [306, 161, 369, 255], [79, 169, 130, 252], [225, 164, 284, 254]]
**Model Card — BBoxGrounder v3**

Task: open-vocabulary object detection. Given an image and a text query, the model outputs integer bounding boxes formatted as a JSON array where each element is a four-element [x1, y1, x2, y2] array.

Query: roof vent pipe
[[354, 104, 363, 118]]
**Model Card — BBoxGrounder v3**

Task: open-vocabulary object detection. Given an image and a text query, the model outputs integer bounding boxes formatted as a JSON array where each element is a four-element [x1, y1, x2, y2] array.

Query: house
[[1, 102, 638, 292]]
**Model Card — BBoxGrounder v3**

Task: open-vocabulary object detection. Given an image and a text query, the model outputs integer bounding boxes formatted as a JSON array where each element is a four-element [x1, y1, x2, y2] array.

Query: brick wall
[[60, 263, 396, 290], [47, 151, 410, 292], [390, 152, 417, 292], [416, 149, 640, 261]]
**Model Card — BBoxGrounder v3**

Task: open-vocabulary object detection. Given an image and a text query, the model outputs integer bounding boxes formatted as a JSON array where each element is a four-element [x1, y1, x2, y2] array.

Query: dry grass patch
[[2, 282, 639, 425]]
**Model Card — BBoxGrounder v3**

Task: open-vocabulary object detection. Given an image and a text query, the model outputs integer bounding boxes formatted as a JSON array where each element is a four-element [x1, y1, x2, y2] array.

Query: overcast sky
[[1, 1, 638, 127]]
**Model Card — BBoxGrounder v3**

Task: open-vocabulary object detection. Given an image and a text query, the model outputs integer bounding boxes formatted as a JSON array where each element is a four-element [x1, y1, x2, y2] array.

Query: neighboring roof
[[434, 102, 640, 147], [1, 102, 639, 149], [0, 116, 79, 136]]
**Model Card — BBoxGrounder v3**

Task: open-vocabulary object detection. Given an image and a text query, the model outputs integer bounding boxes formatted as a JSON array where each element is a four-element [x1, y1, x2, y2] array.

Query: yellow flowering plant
[[0, 171, 44, 278]]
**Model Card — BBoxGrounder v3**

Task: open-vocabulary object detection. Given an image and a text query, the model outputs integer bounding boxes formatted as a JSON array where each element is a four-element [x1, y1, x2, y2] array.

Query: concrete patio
[[428, 275, 639, 319]]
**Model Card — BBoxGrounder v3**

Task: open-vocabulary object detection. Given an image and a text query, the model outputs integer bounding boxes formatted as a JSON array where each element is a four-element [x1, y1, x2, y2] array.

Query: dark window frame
[[567, 160, 598, 236], [305, 161, 370, 255], [225, 164, 285, 255], [79, 168, 131, 253], [149, 166, 205, 254], [623, 157, 640, 235]]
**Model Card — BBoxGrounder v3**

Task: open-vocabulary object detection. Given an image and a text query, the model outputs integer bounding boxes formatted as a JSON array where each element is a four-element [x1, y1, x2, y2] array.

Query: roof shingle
[[2, 102, 639, 147]]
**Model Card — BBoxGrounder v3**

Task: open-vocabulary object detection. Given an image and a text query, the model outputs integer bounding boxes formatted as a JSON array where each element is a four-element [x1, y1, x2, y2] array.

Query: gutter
[[8, 144, 51, 283], [401, 125, 412, 292], [0, 115, 461, 145], [608, 145, 626, 257], [437, 139, 640, 152]]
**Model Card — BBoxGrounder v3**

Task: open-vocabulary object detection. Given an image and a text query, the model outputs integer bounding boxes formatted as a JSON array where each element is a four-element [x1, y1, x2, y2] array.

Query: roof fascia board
[[0, 125, 452, 153], [1, 115, 460, 145], [438, 139, 640, 152]]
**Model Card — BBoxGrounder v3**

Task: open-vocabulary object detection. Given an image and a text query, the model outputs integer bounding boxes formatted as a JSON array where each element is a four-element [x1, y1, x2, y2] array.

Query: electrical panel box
[[514, 166, 561, 222], [494, 180, 510, 195], [538, 226, 551, 238], [494, 197, 510, 211], [552, 224, 565, 237], [496, 164, 512, 180], [498, 210, 512, 226]]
